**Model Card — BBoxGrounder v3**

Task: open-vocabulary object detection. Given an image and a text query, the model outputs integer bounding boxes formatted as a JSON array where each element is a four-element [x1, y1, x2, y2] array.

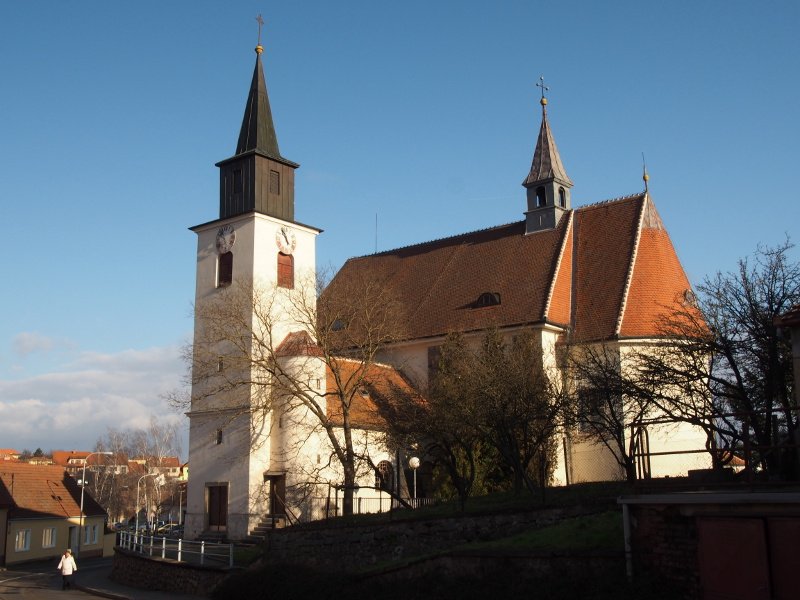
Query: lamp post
[[78, 451, 112, 557], [136, 472, 166, 533], [408, 456, 420, 505], [135, 472, 159, 534]]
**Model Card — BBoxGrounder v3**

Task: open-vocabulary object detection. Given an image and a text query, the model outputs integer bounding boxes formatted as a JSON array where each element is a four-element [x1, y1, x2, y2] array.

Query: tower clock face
[[216, 225, 236, 254], [276, 225, 297, 255]]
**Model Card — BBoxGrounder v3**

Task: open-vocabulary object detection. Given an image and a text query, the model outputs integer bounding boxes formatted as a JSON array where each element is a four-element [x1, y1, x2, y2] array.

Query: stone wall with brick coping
[[262, 505, 604, 570], [111, 548, 232, 596]]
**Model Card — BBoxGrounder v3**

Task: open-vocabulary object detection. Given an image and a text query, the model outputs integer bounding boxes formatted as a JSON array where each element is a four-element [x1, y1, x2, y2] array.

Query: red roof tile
[[326, 193, 691, 344], [276, 331, 323, 357], [0, 462, 105, 519], [619, 199, 693, 337], [326, 359, 416, 429]]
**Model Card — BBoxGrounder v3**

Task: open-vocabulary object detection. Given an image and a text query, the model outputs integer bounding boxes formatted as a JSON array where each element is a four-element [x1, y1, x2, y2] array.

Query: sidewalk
[[75, 557, 208, 600]]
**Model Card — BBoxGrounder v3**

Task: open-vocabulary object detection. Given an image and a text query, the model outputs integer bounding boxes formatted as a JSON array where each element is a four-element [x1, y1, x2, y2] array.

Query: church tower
[[184, 37, 321, 541], [523, 80, 573, 234]]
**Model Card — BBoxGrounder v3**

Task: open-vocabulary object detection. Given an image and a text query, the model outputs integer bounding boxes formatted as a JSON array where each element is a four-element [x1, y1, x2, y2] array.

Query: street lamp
[[78, 451, 113, 557], [408, 456, 420, 504], [135, 472, 164, 534]]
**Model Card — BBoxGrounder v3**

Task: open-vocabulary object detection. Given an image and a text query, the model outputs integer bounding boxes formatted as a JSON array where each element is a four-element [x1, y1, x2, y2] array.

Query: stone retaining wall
[[263, 505, 602, 570], [111, 548, 231, 596]]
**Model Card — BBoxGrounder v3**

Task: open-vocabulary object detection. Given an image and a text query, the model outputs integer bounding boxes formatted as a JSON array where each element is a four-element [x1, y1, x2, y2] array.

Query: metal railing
[[307, 495, 438, 520], [118, 531, 234, 567]]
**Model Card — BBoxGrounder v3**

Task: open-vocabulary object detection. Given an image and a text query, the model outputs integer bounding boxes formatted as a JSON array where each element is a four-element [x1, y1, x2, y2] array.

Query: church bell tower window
[[536, 186, 546, 208], [277, 252, 294, 289], [270, 170, 280, 194], [217, 252, 233, 288], [558, 187, 566, 207]]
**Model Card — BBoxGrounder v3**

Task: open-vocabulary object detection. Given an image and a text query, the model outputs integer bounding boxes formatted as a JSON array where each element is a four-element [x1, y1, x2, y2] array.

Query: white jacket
[[57, 554, 77, 575]]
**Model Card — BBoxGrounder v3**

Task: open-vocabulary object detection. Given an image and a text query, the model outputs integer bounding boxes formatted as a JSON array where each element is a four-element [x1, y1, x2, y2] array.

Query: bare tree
[[636, 239, 800, 476], [378, 333, 487, 510], [469, 330, 564, 494], [566, 343, 657, 482], [93, 421, 182, 525], [188, 271, 407, 515]]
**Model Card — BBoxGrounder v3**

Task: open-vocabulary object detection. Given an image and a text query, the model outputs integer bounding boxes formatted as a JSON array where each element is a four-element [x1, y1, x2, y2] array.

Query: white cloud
[[12, 332, 56, 356], [0, 344, 188, 457]]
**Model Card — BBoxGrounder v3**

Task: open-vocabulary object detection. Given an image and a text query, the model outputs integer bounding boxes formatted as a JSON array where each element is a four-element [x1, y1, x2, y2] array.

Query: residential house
[[0, 463, 109, 565]]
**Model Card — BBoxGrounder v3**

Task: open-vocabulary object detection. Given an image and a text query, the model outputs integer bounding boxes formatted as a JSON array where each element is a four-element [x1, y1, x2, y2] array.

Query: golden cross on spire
[[256, 14, 265, 46], [536, 75, 549, 106]]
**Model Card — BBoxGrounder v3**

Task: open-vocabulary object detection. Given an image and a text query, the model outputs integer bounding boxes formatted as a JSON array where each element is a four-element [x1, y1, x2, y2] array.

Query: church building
[[185, 41, 706, 541]]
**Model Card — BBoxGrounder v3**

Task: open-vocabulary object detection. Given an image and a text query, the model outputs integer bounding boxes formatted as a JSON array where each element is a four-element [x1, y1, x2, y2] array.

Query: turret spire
[[523, 77, 573, 234]]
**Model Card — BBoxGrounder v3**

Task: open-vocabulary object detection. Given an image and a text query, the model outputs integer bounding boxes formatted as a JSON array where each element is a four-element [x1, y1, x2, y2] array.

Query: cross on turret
[[536, 75, 549, 106]]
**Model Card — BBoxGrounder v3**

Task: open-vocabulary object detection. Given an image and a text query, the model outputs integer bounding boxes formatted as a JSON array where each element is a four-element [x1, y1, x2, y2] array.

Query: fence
[[628, 408, 800, 484], [118, 531, 234, 567], [305, 494, 438, 521]]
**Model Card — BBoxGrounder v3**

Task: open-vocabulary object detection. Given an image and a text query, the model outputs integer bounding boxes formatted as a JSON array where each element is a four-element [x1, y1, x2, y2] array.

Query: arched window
[[217, 252, 233, 288], [558, 187, 566, 207], [376, 460, 394, 492], [277, 253, 294, 289], [536, 186, 546, 208]]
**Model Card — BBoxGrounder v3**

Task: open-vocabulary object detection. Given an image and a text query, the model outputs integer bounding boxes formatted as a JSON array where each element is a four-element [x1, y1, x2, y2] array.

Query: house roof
[[327, 193, 692, 344], [276, 330, 323, 357], [326, 359, 417, 429], [0, 462, 106, 520]]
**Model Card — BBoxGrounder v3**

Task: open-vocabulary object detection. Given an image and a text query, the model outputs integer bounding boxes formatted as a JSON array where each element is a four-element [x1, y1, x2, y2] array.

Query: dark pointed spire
[[522, 99, 573, 188], [235, 47, 284, 161]]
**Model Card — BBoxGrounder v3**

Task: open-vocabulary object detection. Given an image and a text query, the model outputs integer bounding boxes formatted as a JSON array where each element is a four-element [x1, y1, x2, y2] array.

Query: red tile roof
[[326, 359, 417, 429], [619, 199, 693, 337], [0, 462, 105, 520], [328, 193, 692, 344], [276, 331, 323, 357]]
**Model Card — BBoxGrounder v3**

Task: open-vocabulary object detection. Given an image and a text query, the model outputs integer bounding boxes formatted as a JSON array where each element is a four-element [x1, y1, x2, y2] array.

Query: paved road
[[2, 556, 208, 600], [0, 561, 102, 599]]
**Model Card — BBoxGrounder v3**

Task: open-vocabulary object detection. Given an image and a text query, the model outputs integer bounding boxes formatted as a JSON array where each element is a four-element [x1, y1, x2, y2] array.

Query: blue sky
[[1, 1, 798, 456]]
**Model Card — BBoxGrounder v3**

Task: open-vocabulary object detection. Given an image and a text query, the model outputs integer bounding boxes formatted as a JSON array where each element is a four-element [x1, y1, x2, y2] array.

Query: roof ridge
[[615, 194, 648, 335], [348, 220, 525, 261], [574, 191, 646, 212], [330, 355, 403, 371]]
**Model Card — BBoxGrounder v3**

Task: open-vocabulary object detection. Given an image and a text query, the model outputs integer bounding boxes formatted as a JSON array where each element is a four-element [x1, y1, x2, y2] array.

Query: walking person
[[57, 548, 77, 590]]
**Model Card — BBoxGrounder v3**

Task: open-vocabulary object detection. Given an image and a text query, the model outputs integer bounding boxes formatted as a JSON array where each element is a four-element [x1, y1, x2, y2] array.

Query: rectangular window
[[215, 429, 223, 445], [277, 253, 294, 289], [270, 170, 280, 194], [83, 524, 98, 545], [217, 252, 233, 288], [42, 527, 57, 548], [233, 169, 243, 194], [217, 356, 224, 372], [15, 529, 31, 552]]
